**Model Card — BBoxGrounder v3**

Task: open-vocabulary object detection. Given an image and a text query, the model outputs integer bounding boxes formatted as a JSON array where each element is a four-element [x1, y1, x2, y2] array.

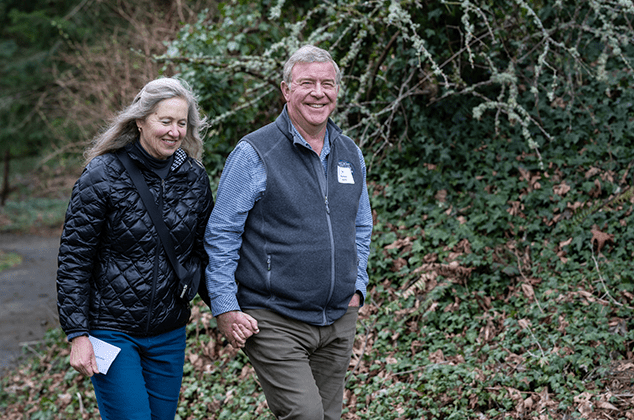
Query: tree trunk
[[1, 150, 9, 206]]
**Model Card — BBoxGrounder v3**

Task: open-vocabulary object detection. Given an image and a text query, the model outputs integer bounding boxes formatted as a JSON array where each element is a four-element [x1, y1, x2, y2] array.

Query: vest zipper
[[266, 254, 272, 290], [318, 155, 336, 325]]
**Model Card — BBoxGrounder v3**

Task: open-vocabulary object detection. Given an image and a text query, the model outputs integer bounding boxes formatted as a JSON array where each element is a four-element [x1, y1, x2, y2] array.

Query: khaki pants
[[243, 307, 359, 420]]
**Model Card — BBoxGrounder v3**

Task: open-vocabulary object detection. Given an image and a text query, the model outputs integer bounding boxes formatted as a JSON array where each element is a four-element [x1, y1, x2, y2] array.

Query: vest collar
[[277, 104, 343, 148]]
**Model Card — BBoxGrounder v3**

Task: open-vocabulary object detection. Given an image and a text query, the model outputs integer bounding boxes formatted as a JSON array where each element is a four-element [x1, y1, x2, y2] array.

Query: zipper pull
[[324, 195, 330, 214], [180, 284, 188, 299], [267, 255, 271, 271]]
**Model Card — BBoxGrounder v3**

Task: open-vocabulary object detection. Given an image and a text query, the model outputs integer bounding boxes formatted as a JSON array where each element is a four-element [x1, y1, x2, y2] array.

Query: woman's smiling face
[[137, 97, 189, 160]]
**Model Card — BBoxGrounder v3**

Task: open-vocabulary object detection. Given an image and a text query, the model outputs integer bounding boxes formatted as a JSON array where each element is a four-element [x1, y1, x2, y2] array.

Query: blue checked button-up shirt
[[204, 126, 373, 317]]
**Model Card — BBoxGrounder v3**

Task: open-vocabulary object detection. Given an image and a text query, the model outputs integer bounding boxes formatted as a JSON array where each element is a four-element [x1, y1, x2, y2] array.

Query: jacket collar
[[123, 142, 188, 173]]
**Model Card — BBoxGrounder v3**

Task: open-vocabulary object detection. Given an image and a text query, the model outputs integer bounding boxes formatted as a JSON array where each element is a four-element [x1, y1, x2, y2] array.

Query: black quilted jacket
[[56, 145, 213, 337]]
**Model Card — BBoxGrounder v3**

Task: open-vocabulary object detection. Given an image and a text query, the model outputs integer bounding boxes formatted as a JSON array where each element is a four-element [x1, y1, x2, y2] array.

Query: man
[[204, 44, 373, 420]]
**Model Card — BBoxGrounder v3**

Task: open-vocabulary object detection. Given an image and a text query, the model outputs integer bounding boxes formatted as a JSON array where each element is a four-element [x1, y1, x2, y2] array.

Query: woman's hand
[[216, 311, 259, 348], [69, 336, 99, 377]]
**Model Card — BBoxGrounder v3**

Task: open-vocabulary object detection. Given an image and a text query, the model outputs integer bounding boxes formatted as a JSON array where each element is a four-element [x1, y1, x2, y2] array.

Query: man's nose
[[311, 83, 324, 96]]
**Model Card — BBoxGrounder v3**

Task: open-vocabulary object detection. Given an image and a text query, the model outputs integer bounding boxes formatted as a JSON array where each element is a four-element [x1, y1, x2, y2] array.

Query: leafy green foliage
[[166, 1, 634, 418], [0, 0, 210, 169], [0, 0, 76, 157], [0, 251, 21, 271], [3, 0, 634, 419], [0, 198, 68, 233], [0, 154, 78, 230]]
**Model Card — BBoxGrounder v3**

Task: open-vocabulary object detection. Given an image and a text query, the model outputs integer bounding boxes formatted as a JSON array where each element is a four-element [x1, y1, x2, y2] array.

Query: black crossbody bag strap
[[116, 149, 192, 299]]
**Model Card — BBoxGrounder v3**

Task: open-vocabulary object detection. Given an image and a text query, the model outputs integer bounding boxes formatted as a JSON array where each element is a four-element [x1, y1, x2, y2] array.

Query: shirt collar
[[290, 122, 331, 157]]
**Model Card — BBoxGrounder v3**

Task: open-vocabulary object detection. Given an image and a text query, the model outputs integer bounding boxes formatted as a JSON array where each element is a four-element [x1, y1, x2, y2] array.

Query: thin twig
[[77, 392, 85, 414], [526, 329, 546, 358], [18, 342, 45, 361], [514, 249, 544, 314], [590, 243, 625, 308]]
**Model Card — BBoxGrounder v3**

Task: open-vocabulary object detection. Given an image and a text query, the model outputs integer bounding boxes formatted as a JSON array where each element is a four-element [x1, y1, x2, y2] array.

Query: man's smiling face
[[281, 61, 339, 135]]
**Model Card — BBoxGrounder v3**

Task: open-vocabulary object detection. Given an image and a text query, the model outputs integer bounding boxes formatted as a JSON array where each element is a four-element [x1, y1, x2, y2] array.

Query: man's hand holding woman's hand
[[216, 310, 259, 348]]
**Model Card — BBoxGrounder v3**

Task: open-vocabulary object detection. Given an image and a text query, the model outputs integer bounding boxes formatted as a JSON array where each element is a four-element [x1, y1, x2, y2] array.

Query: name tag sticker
[[337, 161, 355, 184]]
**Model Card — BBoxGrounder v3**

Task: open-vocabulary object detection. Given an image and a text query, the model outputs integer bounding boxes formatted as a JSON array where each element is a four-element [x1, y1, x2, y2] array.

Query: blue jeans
[[89, 327, 186, 420]]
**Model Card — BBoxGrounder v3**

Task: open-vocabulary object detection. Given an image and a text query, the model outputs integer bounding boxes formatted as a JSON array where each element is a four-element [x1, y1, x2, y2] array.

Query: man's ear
[[281, 81, 291, 102]]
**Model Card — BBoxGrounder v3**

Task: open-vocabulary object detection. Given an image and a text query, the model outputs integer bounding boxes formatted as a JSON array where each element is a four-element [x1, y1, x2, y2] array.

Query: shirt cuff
[[355, 280, 368, 307], [210, 294, 242, 317]]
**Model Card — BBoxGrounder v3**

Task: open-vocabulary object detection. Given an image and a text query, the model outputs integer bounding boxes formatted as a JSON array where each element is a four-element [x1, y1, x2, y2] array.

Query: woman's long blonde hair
[[84, 77, 207, 165]]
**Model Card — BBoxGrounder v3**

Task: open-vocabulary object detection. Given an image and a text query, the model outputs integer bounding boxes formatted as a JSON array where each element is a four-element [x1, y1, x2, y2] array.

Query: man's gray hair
[[283, 45, 341, 86]]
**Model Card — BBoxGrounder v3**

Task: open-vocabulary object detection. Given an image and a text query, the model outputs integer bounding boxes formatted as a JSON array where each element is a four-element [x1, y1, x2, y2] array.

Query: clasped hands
[[217, 294, 359, 348], [216, 310, 259, 348]]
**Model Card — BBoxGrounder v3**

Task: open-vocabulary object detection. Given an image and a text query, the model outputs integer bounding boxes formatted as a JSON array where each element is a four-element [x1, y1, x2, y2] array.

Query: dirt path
[[0, 233, 61, 377]]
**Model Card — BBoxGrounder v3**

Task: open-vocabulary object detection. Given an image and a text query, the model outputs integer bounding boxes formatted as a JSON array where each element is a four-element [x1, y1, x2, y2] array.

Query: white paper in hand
[[88, 335, 121, 375]]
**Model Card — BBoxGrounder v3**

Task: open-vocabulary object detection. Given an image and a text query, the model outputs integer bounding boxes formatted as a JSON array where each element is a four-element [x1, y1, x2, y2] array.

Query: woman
[[56, 77, 213, 420]]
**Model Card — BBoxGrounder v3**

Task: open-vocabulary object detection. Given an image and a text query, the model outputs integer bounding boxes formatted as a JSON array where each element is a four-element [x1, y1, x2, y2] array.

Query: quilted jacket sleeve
[[195, 165, 214, 268], [56, 157, 111, 336]]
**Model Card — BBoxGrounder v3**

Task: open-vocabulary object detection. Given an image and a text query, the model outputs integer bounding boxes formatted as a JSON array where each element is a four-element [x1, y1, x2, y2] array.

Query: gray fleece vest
[[235, 108, 363, 326]]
